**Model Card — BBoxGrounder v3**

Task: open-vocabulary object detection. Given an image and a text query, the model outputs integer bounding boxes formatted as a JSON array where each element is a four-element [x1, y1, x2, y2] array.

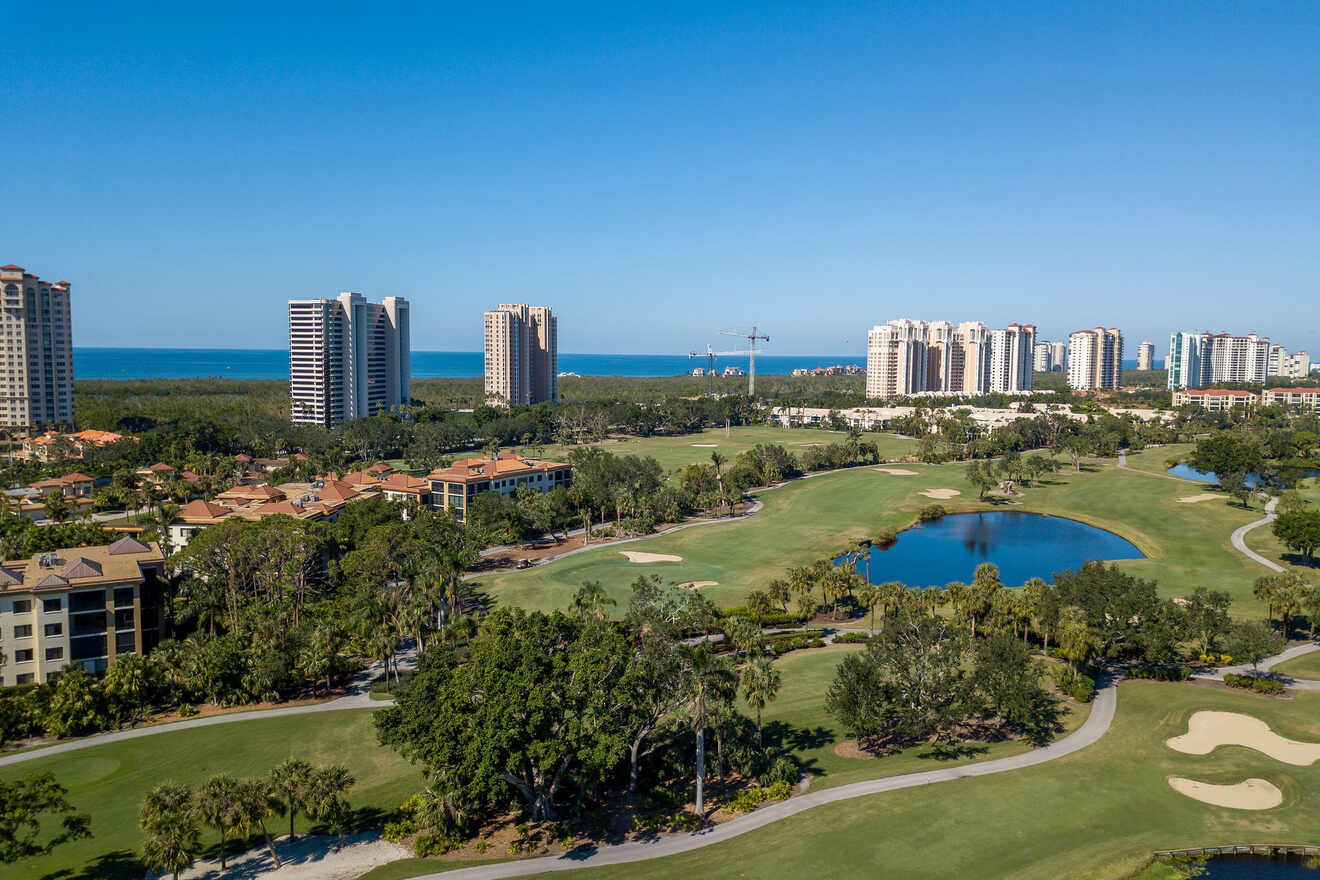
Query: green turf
[[477, 446, 1268, 615], [1242, 475, 1320, 585], [533, 682, 1320, 880], [356, 857, 514, 878], [512, 426, 916, 477], [1273, 651, 1320, 680], [0, 709, 423, 880]]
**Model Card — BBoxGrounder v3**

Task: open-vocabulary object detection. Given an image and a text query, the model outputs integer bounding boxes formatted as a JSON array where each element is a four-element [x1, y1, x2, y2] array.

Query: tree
[[140, 782, 200, 880], [571, 580, 616, 621], [1272, 509, 1320, 563], [196, 773, 243, 870], [237, 778, 286, 867], [968, 635, 1060, 745], [723, 616, 764, 656], [965, 460, 996, 499], [745, 590, 773, 624], [677, 643, 737, 817], [270, 759, 314, 841], [739, 656, 782, 750], [1056, 605, 1094, 672], [306, 766, 355, 851], [1227, 621, 1285, 673], [1190, 432, 1263, 495], [1182, 588, 1233, 656], [44, 664, 108, 737], [620, 632, 686, 796], [0, 772, 91, 864], [41, 489, 73, 523], [103, 652, 157, 728]]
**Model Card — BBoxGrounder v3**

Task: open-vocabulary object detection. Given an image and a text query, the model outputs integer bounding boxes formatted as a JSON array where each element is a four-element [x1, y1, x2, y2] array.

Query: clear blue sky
[[4, 1, 1317, 356]]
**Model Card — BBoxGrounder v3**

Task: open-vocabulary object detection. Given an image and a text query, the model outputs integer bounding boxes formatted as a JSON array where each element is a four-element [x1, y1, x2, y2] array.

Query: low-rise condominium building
[[426, 453, 572, 523], [1171, 389, 1259, 411]]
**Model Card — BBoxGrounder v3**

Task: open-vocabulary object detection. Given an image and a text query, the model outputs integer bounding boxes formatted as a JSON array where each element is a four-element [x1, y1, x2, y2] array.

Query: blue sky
[[3, 1, 1317, 356]]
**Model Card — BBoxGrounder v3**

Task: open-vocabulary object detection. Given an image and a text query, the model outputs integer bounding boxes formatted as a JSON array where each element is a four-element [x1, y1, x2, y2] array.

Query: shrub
[[178, 703, 196, 717], [383, 819, 416, 842], [1223, 673, 1285, 695], [1196, 653, 1233, 667], [728, 782, 793, 813], [764, 780, 791, 801], [414, 831, 458, 857], [669, 811, 703, 831], [874, 528, 898, 547], [720, 608, 806, 628], [833, 632, 872, 644], [760, 755, 799, 787], [764, 631, 825, 654], [918, 504, 947, 522], [1050, 665, 1096, 703], [1127, 664, 1191, 682]]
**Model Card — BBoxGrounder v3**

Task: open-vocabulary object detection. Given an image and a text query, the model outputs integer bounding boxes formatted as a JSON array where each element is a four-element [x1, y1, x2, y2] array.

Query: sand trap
[[920, 488, 961, 499], [619, 551, 684, 563], [1167, 776, 1282, 810], [691, 443, 719, 447], [677, 580, 718, 590], [875, 468, 918, 475], [1166, 711, 1320, 765], [1178, 494, 1221, 504]]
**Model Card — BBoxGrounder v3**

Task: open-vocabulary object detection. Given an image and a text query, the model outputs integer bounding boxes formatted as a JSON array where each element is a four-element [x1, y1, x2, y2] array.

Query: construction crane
[[719, 326, 770, 397], [688, 345, 718, 396]]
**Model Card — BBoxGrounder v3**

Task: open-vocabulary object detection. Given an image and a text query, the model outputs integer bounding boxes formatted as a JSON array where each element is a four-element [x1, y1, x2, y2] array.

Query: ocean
[[72, 348, 865, 381]]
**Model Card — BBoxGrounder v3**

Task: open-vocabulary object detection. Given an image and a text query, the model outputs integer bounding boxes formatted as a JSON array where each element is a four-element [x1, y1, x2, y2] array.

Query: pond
[[1168, 463, 1316, 489], [1185, 855, 1320, 878], [839, 511, 1145, 587]]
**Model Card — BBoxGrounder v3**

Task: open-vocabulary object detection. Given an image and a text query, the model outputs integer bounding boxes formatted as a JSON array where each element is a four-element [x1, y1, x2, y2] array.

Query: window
[[45, 646, 63, 661], [44, 622, 62, 637], [42, 598, 61, 613], [12, 599, 31, 614], [15, 673, 34, 685], [13, 624, 32, 638], [114, 587, 134, 608], [116, 631, 136, 653], [14, 649, 33, 663]]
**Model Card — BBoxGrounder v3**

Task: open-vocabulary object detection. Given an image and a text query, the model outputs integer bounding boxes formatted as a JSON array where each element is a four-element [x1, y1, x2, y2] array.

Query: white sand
[[875, 467, 918, 475], [920, 488, 961, 500], [1167, 776, 1283, 810], [1178, 494, 1221, 504], [677, 580, 718, 590], [182, 832, 410, 879], [619, 551, 684, 563], [691, 443, 719, 447], [1166, 711, 1320, 765]]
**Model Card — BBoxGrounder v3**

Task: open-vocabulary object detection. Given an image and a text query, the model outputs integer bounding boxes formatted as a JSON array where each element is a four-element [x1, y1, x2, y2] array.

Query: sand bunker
[[691, 443, 718, 447], [920, 488, 961, 500], [619, 551, 684, 563], [875, 468, 918, 475], [1167, 776, 1282, 810], [1178, 494, 1221, 504], [1166, 711, 1320, 765], [676, 580, 718, 590]]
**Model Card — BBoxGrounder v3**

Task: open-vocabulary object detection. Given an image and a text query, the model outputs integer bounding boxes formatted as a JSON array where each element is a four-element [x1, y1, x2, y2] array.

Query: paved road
[[1229, 495, 1282, 573], [0, 650, 411, 769], [411, 676, 1120, 880], [1193, 641, 1320, 692]]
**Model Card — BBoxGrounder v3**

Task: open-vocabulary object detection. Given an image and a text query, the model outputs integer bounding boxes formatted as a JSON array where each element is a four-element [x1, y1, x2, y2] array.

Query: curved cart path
[[1229, 495, 1282, 573], [409, 677, 1120, 880]]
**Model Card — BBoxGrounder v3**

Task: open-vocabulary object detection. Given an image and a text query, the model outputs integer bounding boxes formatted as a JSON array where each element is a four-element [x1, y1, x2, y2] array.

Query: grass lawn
[[477, 446, 1269, 616], [1273, 650, 1320, 680], [541, 682, 1320, 880], [357, 858, 514, 878], [0, 709, 422, 880], [512, 426, 916, 477], [1242, 475, 1320, 585]]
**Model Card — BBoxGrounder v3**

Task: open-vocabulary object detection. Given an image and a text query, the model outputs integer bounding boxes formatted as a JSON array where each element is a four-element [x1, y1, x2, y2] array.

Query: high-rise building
[[1067, 328, 1124, 391], [1167, 331, 1203, 390], [1136, 341, 1155, 371], [289, 292, 410, 427], [864, 319, 1029, 398], [1049, 341, 1066, 372], [0, 266, 75, 429], [1201, 332, 1270, 385], [1033, 342, 1052, 373], [988, 324, 1035, 392], [484, 303, 558, 405]]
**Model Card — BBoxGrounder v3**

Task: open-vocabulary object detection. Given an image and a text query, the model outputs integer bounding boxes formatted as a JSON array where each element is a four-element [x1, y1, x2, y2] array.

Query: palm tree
[[237, 778, 286, 867], [571, 580, 616, 621], [1057, 606, 1095, 673], [710, 451, 730, 515], [270, 759, 314, 841], [740, 656, 782, 750], [678, 644, 736, 818], [307, 765, 356, 851], [1253, 576, 1279, 627], [139, 782, 201, 880], [196, 774, 243, 870]]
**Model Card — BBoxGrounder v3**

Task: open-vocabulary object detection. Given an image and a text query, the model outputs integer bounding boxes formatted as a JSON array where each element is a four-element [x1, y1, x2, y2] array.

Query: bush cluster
[[726, 781, 791, 813], [1126, 664, 1192, 682], [1223, 673, 1286, 695], [764, 631, 825, 654], [1050, 665, 1096, 703], [832, 632, 872, 644]]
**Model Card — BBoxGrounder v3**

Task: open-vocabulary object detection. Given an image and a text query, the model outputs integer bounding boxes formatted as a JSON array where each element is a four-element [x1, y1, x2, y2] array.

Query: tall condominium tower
[[1167, 330, 1203, 390], [288, 292, 410, 427], [0, 265, 74, 428], [1201, 333, 1269, 385], [1033, 342, 1052, 373], [866, 319, 929, 398], [1067, 327, 1124, 391], [988, 323, 1035, 392], [1136, 341, 1155, 371], [484, 303, 558, 405]]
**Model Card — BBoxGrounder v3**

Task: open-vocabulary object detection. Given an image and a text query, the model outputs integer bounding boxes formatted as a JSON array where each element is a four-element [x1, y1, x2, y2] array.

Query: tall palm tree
[[678, 645, 736, 818], [237, 778, 286, 867], [139, 782, 201, 880], [270, 759, 314, 841], [307, 765, 356, 851], [571, 580, 616, 621], [196, 774, 243, 870], [739, 656, 782, 750]]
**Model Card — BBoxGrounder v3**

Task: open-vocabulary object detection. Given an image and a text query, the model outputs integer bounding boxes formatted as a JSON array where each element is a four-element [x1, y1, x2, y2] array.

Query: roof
[[139, 462, 174, 473], [1180, 389, 1257, 397], [176, 499, 233, 521], [2, 540, 165, 594], [427, 453, 570, 483], [1265, 387, 1320, 394], [60, 472, 94, 483], [108, 535, 152, 555], [0, 264, 22, 271], [379, 473, 430, 494]]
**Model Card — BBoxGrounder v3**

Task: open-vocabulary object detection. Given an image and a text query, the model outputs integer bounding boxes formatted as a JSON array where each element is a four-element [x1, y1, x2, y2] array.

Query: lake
[[840, 511, 1145, 587], [1191, 855, 1320, 878], [1168, 463, 1316, 489]]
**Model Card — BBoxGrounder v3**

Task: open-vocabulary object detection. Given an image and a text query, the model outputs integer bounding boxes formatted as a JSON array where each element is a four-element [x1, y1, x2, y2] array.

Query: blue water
[[72, 348, 863, 381], [1194, 856, 1320, 878], [1168, 463, 1316, 489], [841, 511, 1145, 587]]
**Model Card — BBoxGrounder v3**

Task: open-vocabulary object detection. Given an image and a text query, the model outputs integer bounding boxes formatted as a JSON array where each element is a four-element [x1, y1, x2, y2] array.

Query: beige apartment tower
[[484, 303, 558, 405], [0, 265, 75, 428], [1136, 341, 1156, 371], [1068, 327, 1124, 391], [289, 292, 410, 427]]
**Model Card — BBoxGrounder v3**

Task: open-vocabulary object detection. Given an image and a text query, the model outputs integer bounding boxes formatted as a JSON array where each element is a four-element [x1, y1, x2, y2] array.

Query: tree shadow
[[916, 742, 989, 761], [40, 850, 142, 880], [1279, 553, 1319, 569], [762, 720, 833, 754]]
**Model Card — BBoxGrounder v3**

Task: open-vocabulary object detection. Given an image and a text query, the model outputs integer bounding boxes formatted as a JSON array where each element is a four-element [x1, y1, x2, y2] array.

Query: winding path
[[409, 678, 1120, 880], [1193, 641, 1320, 692], [1229, 495, 1282, 573]]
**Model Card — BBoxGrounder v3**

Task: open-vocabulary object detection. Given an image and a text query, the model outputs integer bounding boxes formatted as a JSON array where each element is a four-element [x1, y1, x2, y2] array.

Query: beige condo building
[[484, 303, 558, 405], [866, 319, 1027, 398], [1067, 327, 1124, 391], [0, 265, 75, 428]]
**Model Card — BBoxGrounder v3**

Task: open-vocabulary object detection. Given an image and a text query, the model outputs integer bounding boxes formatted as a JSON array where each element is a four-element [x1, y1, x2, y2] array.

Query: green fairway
[[541, 682, 1320, 880], [477, 446, 1268, 615], [1242, 475, 1320, 583], [1273, 650, 1320, 679], [0, 709, 422, 880], [513, 426, 916, 476]]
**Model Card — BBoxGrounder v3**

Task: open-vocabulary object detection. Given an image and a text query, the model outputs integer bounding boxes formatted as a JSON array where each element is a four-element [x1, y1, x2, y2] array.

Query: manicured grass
[[0, 709, 422, 880], [356, 857, 514, 878], [1273, 650, 1320, 680], [540, 682, 1320, 880], [477, 447, 1268, 615], [1242, 475, 1320, 585], [513, 426, 916, 477]]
